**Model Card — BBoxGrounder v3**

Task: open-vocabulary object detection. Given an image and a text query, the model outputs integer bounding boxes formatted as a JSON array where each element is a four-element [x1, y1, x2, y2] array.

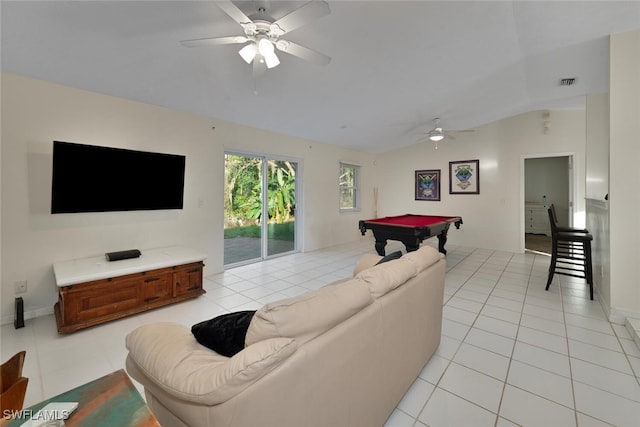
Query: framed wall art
[[449, 159, 480, 194], [415, 169, 441, 201]]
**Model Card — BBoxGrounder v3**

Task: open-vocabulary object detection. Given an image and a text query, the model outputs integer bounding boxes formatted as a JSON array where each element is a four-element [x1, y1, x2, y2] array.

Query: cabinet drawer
[[142, 273, 173, 304], [62, 277, 143, 324], [174, 263, 204, 297]]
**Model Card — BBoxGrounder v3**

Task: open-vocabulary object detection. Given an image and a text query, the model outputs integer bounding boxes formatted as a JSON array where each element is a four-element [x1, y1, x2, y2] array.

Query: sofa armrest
[[125, 322, 297, 405]]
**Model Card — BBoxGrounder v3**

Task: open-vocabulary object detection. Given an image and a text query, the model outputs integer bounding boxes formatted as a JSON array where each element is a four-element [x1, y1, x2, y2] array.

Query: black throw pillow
[[375, 250, 402, 265], [191, 310, 256, 357]]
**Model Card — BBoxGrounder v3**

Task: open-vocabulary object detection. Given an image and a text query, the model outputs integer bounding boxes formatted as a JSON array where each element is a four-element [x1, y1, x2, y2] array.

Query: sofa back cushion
[[245, 279, 373, 347], [402, 246, 443, 272], [353, 253, 383, 276], [356, 246, 443, 298], [355, 257, 417, 298]]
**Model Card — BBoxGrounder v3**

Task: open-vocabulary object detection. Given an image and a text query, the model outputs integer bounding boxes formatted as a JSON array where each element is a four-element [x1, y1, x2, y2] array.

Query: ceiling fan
[[180, 0, 331, 77], [420, 118, 474, 149]]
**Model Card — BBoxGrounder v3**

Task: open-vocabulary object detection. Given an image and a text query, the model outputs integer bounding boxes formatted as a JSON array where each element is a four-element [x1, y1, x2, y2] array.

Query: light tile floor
[[2, 239, 640, 426]]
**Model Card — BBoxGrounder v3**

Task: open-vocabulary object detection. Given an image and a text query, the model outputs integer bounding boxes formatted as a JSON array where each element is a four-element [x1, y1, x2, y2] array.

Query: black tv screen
[[51, 141, 186, 214]]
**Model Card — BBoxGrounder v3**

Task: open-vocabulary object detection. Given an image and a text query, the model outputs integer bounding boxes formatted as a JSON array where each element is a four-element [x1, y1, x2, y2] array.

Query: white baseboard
[[609, 306, 640, 325], [623, 315, 640, 349], [607, 307, 640, 350], [1, 305, 54, 326]]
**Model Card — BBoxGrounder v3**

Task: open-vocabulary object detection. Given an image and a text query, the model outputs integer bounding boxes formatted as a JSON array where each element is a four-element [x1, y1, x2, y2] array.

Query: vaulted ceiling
[[2, 1, 639, 152]]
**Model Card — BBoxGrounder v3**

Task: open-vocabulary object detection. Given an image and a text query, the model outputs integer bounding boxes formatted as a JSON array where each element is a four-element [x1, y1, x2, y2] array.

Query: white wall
[[585, 93, 611, 312], [585, 93, 610, 201], [375, 110, 587, 253], [608, 29, 640, 321], [0, 73, 376, 324]]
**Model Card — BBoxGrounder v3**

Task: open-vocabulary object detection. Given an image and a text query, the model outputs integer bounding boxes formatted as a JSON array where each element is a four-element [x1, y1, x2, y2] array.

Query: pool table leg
[[374, 240, 387, 256], [437, 232, 448, 255], [405, 243, 420, 253]]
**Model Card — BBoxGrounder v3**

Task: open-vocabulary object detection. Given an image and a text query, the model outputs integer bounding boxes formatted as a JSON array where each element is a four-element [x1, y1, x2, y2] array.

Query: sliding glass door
[[224, 153, 297, 266], [266, 159, 296, 256]]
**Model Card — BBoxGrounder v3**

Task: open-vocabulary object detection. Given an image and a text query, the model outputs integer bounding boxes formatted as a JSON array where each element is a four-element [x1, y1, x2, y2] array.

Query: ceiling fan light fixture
[[239, 43, 257, 64], [256, 38, 280, 68], [264, 51, 280, 68], [429, 134, 444, 142], [258, 38, 274, 55]]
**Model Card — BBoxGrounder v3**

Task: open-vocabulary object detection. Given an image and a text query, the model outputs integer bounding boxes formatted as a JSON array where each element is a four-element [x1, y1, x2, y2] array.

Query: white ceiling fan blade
[[275, 40, 330, 66], [180, 36, 249, 47], [217, 0, 253, 27], [270, 0, 330, 34]]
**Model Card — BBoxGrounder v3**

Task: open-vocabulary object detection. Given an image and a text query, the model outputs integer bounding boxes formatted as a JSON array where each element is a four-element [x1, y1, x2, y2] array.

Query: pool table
[[359, 214, 463, 256]]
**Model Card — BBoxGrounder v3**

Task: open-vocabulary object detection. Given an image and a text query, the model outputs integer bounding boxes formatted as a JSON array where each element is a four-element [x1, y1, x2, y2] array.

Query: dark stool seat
[[550, 204, 589, 233], [546, 205, 594, 300]]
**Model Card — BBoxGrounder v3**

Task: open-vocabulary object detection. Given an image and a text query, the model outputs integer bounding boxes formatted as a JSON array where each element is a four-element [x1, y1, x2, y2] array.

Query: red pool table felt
[[359, 214, 463, 255], [364, 215, 460, 228]]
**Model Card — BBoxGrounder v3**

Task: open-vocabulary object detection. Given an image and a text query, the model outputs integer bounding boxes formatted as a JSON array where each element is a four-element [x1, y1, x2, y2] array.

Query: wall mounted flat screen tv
[[51, 141, 186, 214]]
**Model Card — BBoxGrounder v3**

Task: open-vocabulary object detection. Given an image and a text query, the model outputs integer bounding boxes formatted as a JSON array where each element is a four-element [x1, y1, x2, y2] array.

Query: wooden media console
[[53, 246, 206, 334]]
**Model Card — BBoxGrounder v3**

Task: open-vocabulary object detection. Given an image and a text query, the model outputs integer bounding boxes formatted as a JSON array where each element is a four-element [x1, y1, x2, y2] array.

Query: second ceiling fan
[[180, 0, 331, 77], [420, 118, 474, 149]]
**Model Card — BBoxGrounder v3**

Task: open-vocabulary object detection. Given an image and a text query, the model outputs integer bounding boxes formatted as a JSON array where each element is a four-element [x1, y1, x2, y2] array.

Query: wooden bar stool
[[1, 351, 29, 419], [546, 206, 594, 300]]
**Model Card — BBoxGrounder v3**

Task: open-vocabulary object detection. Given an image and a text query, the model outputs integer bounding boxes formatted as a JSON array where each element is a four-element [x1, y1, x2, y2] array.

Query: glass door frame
[[224, 150, 302, 267]]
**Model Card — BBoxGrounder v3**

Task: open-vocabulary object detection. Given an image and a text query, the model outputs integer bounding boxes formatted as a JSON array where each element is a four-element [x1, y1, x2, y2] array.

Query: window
[[339, 162, 360, 211]]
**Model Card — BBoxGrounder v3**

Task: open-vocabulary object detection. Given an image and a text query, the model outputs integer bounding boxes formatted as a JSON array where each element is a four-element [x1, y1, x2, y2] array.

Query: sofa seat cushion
[[245, 279, 373, 347], [126, 323, 297, 405]]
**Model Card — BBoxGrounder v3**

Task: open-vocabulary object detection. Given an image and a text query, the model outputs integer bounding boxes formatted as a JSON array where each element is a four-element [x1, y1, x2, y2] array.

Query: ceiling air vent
[[560, 78, 576, 86]]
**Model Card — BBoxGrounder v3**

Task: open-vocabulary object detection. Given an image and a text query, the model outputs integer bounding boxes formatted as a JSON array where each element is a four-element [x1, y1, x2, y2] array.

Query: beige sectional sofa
[[125, 246, 445, 427]]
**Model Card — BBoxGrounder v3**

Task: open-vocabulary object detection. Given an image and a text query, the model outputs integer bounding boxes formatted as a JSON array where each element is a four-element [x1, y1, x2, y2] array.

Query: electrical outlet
[[14, 280, 27, 294]]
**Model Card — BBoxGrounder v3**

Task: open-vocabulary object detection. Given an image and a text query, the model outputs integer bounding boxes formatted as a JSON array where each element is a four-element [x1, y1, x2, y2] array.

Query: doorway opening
[[224, 152, 298, 266], [523, 154, 574, 254]]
